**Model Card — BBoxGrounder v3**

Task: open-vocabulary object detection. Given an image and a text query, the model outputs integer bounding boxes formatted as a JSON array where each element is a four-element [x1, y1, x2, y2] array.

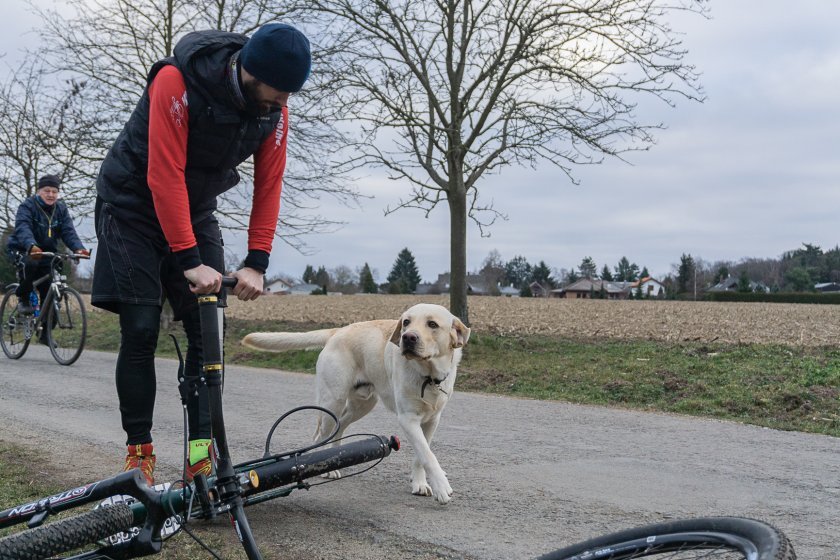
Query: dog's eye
[[427, 321, 438, 329], [403, 319, 410, 327]]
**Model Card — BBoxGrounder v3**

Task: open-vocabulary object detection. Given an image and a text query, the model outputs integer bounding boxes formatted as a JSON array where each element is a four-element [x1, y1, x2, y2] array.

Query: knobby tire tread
[[0, 503, 134, 560]]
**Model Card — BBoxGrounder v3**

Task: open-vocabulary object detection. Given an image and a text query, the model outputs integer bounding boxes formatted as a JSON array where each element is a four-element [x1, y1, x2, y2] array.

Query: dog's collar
[[421, 376, 448, 398]]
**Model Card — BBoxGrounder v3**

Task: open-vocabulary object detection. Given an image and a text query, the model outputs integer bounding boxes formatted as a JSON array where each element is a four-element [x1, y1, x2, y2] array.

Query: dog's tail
[[241, 329, 338, 352]]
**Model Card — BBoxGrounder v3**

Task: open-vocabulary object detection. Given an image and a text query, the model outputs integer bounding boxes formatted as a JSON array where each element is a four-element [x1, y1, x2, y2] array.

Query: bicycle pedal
[[26, 509, 50, 528]]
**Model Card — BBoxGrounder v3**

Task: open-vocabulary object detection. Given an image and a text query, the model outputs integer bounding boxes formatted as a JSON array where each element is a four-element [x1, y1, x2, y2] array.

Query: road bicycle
[[0, 280, 796, 559], [0, 252, 90, 365]]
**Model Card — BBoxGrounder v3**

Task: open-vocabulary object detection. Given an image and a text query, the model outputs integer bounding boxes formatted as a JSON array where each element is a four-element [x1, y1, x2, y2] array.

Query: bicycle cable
[[258, 405, 340, 460]]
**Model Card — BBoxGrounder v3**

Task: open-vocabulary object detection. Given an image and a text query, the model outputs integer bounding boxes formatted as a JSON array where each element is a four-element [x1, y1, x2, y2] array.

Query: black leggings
[[116, 303, 210, 445]]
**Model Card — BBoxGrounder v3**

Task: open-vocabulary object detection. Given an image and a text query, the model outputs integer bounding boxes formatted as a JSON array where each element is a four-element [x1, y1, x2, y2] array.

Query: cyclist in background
[[6, 174, 90, 339], [91, 23, 311, 486]]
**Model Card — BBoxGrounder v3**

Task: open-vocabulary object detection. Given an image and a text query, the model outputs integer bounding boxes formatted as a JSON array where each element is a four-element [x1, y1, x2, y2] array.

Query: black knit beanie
[[240, 23, 311, 93], [37, 174, 61, 189]]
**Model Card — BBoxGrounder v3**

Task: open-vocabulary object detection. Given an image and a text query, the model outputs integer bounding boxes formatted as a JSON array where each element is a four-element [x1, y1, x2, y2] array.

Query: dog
[[242, 303, 470, 504]]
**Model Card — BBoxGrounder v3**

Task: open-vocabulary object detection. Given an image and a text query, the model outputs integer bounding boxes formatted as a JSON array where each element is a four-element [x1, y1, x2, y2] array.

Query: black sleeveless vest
[[96, 30, 282, 219]]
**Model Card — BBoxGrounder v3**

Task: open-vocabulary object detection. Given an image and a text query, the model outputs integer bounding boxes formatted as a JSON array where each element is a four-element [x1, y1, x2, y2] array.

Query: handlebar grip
[[188, 276, 237, 293]]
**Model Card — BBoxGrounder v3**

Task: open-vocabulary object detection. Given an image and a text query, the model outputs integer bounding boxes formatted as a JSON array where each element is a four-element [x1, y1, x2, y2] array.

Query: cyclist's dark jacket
[[7, 195, 84, 255], [96, 30, 282, 267]]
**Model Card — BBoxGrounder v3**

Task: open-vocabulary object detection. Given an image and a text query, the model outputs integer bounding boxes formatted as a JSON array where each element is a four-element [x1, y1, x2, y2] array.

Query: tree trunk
[[448, 182, 469, 325]]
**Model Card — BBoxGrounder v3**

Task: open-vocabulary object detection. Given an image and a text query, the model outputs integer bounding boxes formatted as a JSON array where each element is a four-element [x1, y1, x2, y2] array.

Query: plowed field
[[225, 295, 840, 347]]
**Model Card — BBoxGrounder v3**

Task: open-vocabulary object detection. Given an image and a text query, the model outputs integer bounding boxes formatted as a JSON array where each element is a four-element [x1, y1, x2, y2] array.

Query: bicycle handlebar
[[33, 251, 90, 260]]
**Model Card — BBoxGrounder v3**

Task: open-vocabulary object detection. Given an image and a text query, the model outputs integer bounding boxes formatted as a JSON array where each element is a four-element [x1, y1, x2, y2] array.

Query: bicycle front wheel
[[46, 286, 87, 366], [0, 285, 32, 359], [0, 503, 134, 560], [537, 517, 795, 560]]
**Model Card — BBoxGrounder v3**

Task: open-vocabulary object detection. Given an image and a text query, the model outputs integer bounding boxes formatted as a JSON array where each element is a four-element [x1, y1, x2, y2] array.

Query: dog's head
[[389, 304, 470, 360]]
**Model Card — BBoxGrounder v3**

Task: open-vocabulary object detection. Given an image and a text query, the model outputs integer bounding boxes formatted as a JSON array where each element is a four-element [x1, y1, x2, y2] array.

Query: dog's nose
[[402, 332, 418, 346]]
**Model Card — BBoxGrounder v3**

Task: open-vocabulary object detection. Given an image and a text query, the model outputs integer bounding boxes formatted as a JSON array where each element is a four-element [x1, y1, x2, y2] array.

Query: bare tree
[[302, 0, 706, 323], [477, 249, 505, 294], [329, 264, 359, 293], [0, 58, 106, 236], [36, 0, 358, 252]]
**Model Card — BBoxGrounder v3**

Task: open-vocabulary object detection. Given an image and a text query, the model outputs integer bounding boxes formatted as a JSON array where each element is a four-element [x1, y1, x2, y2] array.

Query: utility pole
[[693, 266, 697, 301]]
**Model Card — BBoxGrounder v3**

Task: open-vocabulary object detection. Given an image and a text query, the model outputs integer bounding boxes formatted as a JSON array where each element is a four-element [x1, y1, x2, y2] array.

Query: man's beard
[[241, 80, 280, 117]]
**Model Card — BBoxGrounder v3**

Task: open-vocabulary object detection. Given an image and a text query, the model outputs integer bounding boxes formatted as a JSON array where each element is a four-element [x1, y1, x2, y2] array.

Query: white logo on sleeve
[[170, 91, 188, 128], [274, 113, 285, 148]]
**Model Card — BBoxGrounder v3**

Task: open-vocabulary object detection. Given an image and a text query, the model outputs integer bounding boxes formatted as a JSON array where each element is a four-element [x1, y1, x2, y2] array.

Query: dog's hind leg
[[320, 389, 379, 480], [338, 386, 378, 432]]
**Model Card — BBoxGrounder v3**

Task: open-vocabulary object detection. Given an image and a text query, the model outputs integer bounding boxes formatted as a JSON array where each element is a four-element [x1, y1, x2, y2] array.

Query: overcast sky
[[2, 1, 839, 283]]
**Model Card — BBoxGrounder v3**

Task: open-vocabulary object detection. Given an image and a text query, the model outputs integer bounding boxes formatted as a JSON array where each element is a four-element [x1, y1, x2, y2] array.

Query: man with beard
[[91, 23, 311, 485]]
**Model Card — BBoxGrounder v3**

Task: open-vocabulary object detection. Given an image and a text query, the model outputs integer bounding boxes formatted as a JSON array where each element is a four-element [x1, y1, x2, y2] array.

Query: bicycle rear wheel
[[46, 286, 87, 366], [0, 285, 32, 359], [0, 503, 134, 560], [537, 517, 795, 560]]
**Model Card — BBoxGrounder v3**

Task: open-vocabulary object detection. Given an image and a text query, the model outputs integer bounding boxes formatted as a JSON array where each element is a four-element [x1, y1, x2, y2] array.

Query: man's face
[[37, 187, 59, 206], [242, 78, 290, 116]]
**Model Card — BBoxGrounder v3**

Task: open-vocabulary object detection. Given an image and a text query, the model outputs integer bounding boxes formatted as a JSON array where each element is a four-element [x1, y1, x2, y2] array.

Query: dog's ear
[[450, 317, 471, 349], [389, 320, 403, 347]]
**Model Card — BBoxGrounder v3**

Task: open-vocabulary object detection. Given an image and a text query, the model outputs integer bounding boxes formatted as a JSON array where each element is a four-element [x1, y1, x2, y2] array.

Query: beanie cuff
[[240, 23, 311, 93], [38, 175, 61, 189]]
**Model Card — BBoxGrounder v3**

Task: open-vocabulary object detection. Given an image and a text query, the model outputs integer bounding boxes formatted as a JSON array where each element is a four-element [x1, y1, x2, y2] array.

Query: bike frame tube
[[0, 470, 161, 530], [28, 253, 79, 332]]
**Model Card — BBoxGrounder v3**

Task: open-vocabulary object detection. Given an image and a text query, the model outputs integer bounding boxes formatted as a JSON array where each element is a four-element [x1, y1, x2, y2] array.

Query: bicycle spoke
[[612, 544, 750, 558]]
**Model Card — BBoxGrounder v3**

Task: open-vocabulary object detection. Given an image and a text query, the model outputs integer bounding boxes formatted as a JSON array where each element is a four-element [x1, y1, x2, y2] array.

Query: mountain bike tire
[[536, 517, 795, 560], [0, 503, 134, 560]]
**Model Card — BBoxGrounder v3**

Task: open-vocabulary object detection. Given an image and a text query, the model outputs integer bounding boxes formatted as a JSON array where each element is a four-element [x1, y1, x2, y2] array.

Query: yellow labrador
[[242, 303, 470, 504]]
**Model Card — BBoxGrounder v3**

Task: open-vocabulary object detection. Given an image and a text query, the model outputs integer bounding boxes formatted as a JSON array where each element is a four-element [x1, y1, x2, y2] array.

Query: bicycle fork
[[197, 287, 263, 559]]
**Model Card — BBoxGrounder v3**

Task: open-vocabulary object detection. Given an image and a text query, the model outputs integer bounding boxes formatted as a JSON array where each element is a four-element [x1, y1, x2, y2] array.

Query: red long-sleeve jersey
[[147, 64, 287, 265]]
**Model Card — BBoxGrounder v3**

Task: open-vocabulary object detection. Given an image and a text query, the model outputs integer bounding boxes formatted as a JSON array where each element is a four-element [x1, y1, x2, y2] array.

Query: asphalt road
[[1, 347, 837, 559]]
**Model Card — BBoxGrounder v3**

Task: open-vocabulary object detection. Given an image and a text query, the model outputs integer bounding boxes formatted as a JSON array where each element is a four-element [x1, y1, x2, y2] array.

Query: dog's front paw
[[428, 472, 453, 505], [411, 481, 432, 497], [432, 485, 452, 504], [321, 469, 342, 480]]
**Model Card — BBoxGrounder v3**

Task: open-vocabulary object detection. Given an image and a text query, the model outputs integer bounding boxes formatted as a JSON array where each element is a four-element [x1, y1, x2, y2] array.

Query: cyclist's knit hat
[[37, 174, 61, 189], [240, 23, 311, 93]]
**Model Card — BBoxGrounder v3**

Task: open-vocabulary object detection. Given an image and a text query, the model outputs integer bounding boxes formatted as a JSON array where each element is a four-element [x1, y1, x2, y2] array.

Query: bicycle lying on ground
[[0, 280, 796, 559], [0, 252, 90, 366]]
